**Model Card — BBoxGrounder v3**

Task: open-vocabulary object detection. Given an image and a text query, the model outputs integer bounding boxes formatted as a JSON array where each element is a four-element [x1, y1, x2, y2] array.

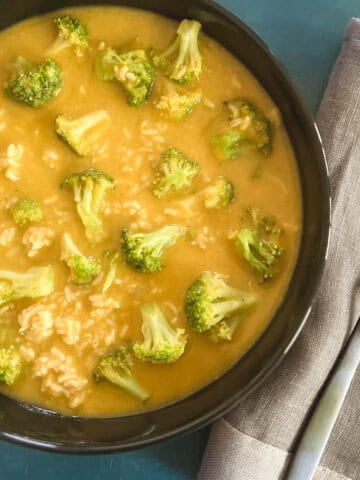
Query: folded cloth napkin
[[199, 18, 360, 480]]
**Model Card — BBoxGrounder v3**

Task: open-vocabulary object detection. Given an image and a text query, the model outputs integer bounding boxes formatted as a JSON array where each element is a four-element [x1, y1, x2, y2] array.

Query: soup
[[0, 7, 301, 415]]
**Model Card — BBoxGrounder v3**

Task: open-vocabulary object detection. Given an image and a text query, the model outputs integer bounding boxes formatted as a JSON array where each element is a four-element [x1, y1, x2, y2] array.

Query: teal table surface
[[1, 0, 359, 478]]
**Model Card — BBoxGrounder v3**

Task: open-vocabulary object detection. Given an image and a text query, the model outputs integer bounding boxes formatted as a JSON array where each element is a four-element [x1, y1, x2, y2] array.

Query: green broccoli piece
[[203, 176, 234, 209], [0, 266, 55, 307], [96, 47, 155, 106], [102, 250, 121, 292], [153, 148, 199, 198], [61, 233, 100, 285], [93, 345, 149, 401], [172, 176, 234, 215], [61, 169, 115, 244], [245, 207, 283, 236], [156, 89, 202, 120], [227, 99, 272, 155], [212, 99, 272, 160], [47, 15, 89, 57], [55, 110, 111, 156], [185, 272, 256, 333], [0, 345, 22, 386], [230, 207, 283, 282], [231, 229, 282, 282], [211, 130, 243, 162], [208, 315, 243, 342], [95, 47, 120, 80], [133, 303, 187, 364], [121, 225, 186, 273], [8, 198, 43, 226], [152, 19, 202, 84], [4, 56, 62, 107]]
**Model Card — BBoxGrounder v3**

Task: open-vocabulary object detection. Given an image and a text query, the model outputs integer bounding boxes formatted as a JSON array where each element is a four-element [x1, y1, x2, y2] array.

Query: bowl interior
[[0, 0, 330, 452]]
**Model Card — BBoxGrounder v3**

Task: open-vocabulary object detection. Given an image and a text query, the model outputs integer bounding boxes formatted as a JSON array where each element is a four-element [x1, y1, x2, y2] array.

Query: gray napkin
[[199, 18, 360, 480]]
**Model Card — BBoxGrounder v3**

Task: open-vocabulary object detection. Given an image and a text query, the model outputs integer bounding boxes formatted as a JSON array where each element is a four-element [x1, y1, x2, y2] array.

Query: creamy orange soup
[[0, 6, 301, 415]]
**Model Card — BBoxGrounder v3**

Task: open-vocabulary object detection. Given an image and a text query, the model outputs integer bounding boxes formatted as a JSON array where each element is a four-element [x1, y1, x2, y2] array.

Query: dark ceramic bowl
[[0, 0, 330, 453]]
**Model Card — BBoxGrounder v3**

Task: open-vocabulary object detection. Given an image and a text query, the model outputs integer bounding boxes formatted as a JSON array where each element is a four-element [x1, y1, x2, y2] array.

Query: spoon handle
[[286, 321, 360, 480]]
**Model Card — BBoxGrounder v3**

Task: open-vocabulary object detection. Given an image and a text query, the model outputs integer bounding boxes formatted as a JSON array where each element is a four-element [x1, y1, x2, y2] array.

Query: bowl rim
[[0, 0, 331, 453]]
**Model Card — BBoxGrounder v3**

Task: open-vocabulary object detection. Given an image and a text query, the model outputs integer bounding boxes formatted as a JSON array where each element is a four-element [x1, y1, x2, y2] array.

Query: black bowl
[[0, 0, 330, 453]]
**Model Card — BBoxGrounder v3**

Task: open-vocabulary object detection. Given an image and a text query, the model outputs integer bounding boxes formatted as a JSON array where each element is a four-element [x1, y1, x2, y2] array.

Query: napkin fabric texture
[[199, 18, 360, 480]]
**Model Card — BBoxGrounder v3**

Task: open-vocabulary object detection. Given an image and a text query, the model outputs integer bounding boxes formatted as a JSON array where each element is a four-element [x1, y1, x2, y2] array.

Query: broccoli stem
[[99, 364, 149, 401], [140, 226, 182, 256]]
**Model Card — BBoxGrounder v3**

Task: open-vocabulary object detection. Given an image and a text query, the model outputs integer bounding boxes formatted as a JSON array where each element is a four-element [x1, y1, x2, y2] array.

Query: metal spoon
[[286, 304, 360, 479]]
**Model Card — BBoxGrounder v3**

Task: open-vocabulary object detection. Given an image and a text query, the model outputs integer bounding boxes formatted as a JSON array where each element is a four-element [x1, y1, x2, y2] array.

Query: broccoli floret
[[61, 169, 115, 244], [61, 233, 100, 285], [172, 176, 234, 215], [55, 110, 111, 156], [9, 198, 43, 226], [133, 303, 187, 364], [47, 15, 89, 57], [231, 229, 281, 282], [121, 225, 186, 273], [230, 207, 283, 282], [93, 345, 149, 401], [227, 99, 272, 155], [245, 207, 283, 236], [96, 47, 155, 106], [0, 345, 22, 385], [156, 89, 202, 120], [208, 315, 242, 342], [203, 176, 234, 209], [153, 148, 199, 198], [152, 19, 202, 84], [212, 99, 272, 160], [185, 272, 256, 333], [102, 250, 121, 292], [4, 57, 62, 107], [95, 47, 120, 80], [113, 49, 155, 106], [211, 130, 243, 162], [0, 266, 55, 307]]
